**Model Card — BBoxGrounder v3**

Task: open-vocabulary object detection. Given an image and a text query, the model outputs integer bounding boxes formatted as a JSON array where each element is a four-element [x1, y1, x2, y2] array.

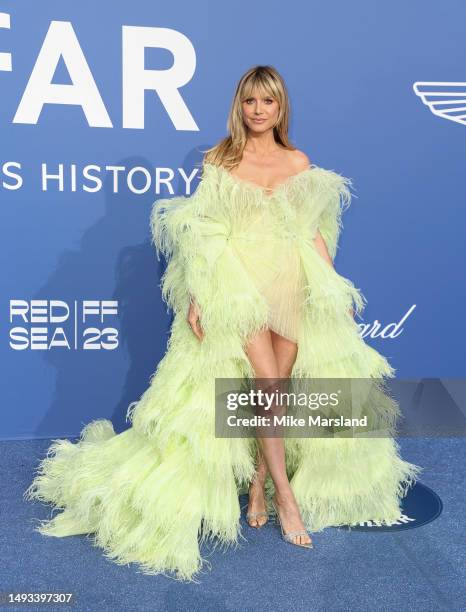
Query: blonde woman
[[25, 65, 422, 582]]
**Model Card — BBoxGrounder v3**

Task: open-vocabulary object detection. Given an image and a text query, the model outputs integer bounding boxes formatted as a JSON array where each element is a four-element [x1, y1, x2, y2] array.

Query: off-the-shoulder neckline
[[203, 162, 317, 197]]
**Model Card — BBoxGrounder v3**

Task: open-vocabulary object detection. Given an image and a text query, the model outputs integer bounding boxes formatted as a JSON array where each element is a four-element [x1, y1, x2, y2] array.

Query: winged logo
[[413, 81, 466, 125]]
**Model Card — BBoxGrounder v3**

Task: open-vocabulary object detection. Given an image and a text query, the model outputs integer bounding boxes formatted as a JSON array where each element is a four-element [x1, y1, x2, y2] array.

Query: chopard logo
[[357, 304, 416, 339], [413, 81, 466, 125]]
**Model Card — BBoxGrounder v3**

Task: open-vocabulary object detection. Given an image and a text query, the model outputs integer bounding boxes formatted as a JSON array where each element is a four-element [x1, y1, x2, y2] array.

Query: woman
[[24, 65, 422, 581]]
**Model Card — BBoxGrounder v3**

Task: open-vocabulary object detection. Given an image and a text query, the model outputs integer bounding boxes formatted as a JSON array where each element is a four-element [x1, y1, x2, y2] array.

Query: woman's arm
[[312, 229, 355, 320], [313, 229, 334, 268], [188, 294, 204, 341]]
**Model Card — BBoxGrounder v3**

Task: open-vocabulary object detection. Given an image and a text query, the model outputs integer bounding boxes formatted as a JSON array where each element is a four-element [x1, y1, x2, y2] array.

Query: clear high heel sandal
[[241, 502, 269, 528], [271, 497, 314, 549], [246, 510, 269, 528]]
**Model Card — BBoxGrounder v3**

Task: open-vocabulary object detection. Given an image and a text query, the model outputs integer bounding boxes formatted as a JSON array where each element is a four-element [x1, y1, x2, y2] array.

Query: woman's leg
[[245, 329, 276, 527], [251, 329, 299, 471], [247, 447, 269, 527], [246, 330, 298, 526], [245, 329, 312, 545]]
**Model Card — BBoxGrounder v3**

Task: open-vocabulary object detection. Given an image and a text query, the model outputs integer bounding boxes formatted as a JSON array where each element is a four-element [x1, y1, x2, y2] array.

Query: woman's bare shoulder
[[288, 148, 312, 172]]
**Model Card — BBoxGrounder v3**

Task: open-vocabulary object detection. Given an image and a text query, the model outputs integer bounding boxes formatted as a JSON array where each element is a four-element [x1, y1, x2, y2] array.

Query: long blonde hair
[[200, 65, 296, 171]]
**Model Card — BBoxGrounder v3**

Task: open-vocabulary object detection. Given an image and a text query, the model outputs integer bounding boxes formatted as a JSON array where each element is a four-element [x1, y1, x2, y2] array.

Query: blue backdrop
[[2, 0, 465, 439]]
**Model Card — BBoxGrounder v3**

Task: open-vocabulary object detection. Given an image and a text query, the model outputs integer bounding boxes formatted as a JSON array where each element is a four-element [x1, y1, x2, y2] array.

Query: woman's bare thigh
[[244, 328, 278, 378], [245, 328, 298, 379], [270, 330, 298, 378], [244, 327, 298, 450]]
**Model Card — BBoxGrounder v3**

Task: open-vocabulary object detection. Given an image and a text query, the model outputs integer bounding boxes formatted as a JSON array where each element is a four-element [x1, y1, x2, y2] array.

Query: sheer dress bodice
[[206, 164, 311, 343]]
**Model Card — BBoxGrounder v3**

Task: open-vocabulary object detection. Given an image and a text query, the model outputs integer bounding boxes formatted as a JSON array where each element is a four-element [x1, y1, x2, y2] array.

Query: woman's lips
[[252, 118, 265, 123]]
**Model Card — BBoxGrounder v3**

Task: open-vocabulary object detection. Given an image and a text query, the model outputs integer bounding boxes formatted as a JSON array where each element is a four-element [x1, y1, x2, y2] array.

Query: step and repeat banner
[[1, 1, 465, 439]]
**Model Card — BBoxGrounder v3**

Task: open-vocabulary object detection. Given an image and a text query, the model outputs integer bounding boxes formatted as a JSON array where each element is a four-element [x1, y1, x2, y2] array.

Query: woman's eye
[[245, 98, 274, 104]]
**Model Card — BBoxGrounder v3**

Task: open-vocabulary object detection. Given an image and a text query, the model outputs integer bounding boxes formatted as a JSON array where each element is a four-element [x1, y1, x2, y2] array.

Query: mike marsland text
[[225, 415, 369, 428]]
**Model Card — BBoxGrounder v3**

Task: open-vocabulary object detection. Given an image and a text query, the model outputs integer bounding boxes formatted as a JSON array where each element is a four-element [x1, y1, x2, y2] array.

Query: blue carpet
[[1, 437, 465, 612]]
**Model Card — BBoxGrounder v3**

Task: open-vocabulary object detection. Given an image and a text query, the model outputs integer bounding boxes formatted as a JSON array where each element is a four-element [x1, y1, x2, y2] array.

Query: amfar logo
[[413, 81, 466, 125], [0, 13, 198, 130], [342, 483, 443, 532]]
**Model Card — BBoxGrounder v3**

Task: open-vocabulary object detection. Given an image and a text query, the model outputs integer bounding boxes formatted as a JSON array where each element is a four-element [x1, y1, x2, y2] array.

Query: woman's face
[[241, 87, 279, 133]]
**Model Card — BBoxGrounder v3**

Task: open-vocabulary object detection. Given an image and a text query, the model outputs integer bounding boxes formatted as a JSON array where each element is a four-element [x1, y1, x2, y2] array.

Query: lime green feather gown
[[24, 162, 422, 581]]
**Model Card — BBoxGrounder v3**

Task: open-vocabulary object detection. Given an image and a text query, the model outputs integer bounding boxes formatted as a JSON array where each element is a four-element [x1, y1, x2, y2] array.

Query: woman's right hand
[[187, 295, 204, 341]]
